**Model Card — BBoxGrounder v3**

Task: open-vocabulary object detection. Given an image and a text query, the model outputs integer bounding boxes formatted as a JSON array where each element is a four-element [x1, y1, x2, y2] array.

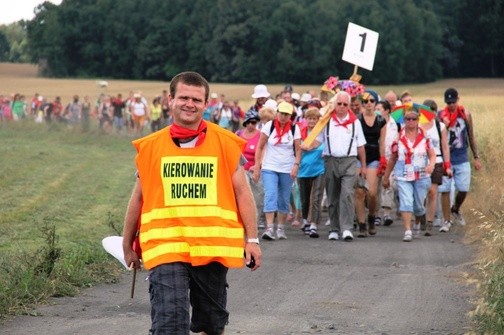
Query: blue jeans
[[438, 161, 471, 193], [397, 177, 431, 215], [261, 169, 293, 213], [113, 116, 123, 130]]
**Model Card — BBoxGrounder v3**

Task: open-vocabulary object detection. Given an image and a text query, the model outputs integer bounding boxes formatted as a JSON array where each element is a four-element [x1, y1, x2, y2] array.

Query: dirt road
[[1, 218, 474, 335]]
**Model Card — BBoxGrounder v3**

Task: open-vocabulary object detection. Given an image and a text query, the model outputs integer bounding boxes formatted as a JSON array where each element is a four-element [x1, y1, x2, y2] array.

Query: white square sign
[[342, 22, 379, 71]]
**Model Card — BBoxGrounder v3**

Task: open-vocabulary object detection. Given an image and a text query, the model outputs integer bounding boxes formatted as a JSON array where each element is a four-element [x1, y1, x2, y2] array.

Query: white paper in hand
[[102, 236, 129, 269]]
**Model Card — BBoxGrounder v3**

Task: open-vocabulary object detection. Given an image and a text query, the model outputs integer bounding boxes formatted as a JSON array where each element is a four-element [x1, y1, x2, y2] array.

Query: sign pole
[[350, 65, 362, 83]]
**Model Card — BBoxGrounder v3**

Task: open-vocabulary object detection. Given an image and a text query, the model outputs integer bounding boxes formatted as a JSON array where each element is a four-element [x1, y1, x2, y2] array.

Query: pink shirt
[[238, 130, 260, 171]]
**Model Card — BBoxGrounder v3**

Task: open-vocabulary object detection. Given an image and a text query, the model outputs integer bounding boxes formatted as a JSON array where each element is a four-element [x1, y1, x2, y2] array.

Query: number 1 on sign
[[359, 32, 367, 52], [342, 22, 379, 71]]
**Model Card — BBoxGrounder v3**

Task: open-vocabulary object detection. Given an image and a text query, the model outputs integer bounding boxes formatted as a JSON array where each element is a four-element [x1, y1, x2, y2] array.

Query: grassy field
[[0, 63, 503, 332]]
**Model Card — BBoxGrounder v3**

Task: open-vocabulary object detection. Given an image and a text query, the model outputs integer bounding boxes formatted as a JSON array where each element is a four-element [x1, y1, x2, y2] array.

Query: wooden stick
[[349, 65, 362, 83], [129, 263, 137, 299], [302, 101, 334, 147]]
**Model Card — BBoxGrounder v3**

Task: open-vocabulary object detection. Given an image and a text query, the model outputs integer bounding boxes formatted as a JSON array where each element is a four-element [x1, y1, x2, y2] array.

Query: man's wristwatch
[[246, 238, 260, 244]]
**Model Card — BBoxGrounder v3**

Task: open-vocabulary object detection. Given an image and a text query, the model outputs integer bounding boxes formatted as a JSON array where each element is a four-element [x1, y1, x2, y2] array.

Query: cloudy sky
[[0, 0, 62, 25]]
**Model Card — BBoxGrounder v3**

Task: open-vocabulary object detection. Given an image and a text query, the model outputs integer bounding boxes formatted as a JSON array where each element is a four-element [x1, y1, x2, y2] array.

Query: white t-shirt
[[423, 121, 445, 163], [131, 101, 147, 116], [316, 115, 366, 157], [261, 120, 301, 173], [385, 118, 399, 159]]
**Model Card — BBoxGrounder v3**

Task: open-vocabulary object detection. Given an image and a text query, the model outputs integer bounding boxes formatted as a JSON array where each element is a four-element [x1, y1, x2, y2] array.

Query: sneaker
[[383, 216, 393, 226], [342, 230, 353, 241], [277, 228, 287, 240], [419, 215, 426, 231], [439, 220, 452, 233], [433, 218, 442, 227], [412, 223, 420, 238], [403, 230, 413, 242], [301, 224, 310, 235], [368, 216, 377, 235], [374, 216, 382, 226], [309, 228, 319, 238], [258, 221, 265, 229], [412, 228, 421, 239], [291, 219, 301, 227], [325, 219, 331, 226], [424, 221, 433, 236], [262, 228, 276, 240], [357, 223, 368, 238], [451, 208, 466, 226], [328, 231, 339, 240]]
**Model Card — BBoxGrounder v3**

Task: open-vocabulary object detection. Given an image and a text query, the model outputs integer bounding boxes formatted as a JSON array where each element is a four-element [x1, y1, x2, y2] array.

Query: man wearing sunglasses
[[306, 91, 367, 241], [437, 88, 482, 232]]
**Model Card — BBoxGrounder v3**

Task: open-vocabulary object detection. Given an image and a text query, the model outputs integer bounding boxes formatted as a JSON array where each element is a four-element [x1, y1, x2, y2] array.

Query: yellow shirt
[[150, 104, 162, 121]]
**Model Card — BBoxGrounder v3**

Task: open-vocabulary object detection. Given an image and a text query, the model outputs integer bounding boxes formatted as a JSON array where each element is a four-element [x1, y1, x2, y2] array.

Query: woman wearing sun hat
[[383, 105, 436, 242], [253, 101, 302, 240], [246, 84, 271, 121]]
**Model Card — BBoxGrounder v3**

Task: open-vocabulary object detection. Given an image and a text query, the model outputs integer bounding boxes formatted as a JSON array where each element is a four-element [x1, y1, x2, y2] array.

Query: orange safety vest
[[133, 123, 247, 270]]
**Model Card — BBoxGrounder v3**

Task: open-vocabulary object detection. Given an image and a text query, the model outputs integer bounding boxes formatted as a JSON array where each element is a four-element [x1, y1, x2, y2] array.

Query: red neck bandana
[[331, 110, 357, 129], [300, 124, 309, 140], [273, 119, 292, 145], [399, 128, 425, 164], [170, 120, 207, 146], [440, 105, 465, 128]]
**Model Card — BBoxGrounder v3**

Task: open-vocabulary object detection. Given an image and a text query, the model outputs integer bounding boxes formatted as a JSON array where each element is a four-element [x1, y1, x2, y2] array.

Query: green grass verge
[[0, 120, 135, 317], [470, 210, 504, 335]]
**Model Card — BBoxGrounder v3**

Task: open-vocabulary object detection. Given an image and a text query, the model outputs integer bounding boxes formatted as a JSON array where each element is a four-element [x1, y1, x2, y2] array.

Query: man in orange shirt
[[122, 71, 261, 335]]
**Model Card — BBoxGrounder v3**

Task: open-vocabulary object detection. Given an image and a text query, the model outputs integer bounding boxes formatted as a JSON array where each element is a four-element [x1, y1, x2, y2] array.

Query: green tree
[[458, 0, 504, 77], [26, 1, 67, 76], [23, 0, 501, 83], [0, 30, 10, 61], [0, 22, 31, 62]]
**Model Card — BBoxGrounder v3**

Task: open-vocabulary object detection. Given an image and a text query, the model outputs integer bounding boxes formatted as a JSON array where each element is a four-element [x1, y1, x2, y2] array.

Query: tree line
[[2, 0, 503, 84]]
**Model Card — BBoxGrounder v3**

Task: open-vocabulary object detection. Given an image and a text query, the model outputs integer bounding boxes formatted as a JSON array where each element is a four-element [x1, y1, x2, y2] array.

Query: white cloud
[[0, 0, 63, 25]]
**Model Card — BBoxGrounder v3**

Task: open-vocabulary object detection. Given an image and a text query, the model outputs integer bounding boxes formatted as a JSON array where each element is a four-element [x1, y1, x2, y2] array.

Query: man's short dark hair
[[169, 71, 209, 102]]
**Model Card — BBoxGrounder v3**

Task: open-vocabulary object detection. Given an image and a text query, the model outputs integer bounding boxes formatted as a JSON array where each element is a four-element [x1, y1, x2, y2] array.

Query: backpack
[[434, 118, 444, 161]]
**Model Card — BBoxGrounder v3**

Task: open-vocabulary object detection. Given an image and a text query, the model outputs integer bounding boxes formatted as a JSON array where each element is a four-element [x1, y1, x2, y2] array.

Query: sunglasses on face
[[336, 102, 349, 107], [405, 117, 418, 121], [447, 101, 457, 105], [362, 99, 375, 104], [248, 120, 257, 125]]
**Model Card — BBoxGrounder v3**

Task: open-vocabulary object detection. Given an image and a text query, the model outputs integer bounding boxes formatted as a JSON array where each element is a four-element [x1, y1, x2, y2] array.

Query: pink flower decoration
[[325, 76, 339, 91], [345, 83, 365, 97]]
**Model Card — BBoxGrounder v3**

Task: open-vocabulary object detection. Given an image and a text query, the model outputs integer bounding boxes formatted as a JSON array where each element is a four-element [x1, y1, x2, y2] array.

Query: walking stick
[[130, 263, 137, 299]]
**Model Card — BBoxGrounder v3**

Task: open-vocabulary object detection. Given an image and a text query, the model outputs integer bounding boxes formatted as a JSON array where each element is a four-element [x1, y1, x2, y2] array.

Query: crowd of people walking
[[236, 82, 481, 243], [1, 80, 481, 243]]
